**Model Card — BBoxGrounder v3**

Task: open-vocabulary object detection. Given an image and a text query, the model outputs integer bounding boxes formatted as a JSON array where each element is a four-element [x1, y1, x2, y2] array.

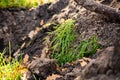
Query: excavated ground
[[0, 0, 120, 80]]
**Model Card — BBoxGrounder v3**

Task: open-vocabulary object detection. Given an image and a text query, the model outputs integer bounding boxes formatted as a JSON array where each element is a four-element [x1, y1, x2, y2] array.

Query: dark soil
[[0, 0, 120, 80]]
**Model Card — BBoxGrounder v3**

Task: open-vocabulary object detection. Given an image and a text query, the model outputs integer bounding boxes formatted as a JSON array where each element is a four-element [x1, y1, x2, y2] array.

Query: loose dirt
[[0, 0, 120, 80]]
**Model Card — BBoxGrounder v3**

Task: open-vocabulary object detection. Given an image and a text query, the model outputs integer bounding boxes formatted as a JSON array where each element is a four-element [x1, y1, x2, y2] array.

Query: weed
[[50, 19, 77, 65], [0, 42, 26, 80], [75, 36, 101, 58], [50, 19, 101, 66], [0, 50, 22, 80]]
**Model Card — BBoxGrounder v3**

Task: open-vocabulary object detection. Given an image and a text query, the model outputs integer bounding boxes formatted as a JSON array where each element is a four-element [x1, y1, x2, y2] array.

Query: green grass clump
[[0, 0, 54, 9], [50, 19, 77, 65], [75, 36, 101, 58], [0, 42, 24, 80], [0, 51, 22, 80], [50, 19, 101, 66]]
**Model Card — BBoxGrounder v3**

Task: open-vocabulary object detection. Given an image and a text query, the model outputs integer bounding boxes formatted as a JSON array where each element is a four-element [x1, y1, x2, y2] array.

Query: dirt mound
[[0, 0, 119, 57], [0, 0, 120, 80]]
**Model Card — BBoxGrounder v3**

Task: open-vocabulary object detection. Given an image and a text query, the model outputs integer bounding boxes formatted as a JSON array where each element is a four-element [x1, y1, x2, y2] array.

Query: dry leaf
[[77, 59, 89, 67], [17, 65, 28, 74], [35, 27, 41, 32], [69, 61, 74, 65], [40, 19, 44, 26], [78, 60, 87, 67], [80, 61, 87, 67], [46, 74, 61, 80], [58, 18, 65, 24], [44, 23, 52, 28], [56, 64, 60, 71], [83, 57, 92, 62], [23, 54, 29, 64], [62, 68, 67, 73], [21, 35, 27, 40]]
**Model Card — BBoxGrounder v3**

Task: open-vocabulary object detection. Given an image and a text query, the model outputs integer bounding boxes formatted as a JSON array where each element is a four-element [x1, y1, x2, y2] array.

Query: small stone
[[28, 58, 57, 79]]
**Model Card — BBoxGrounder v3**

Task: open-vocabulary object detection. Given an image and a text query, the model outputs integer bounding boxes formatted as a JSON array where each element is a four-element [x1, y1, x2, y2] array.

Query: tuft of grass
[[0, 51, 22, 80], [0, 42, 27, 80], [75, 36, 101, 58], [50, 19, 101, 66], [50, 19, 77, 65], [0, 0, 54, 9]]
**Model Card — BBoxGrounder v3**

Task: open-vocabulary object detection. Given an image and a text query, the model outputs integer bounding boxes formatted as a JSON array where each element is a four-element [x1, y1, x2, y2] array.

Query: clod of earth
[[27, 58, 57, 79]]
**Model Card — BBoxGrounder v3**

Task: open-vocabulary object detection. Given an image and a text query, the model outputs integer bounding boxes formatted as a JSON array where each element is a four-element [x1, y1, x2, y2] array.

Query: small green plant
[[75, 36, 101, 58], [0, 52, 21, 80], [0, 42, 23, 80], [0, 51, 22, 80], [50, 19, 101, 66], [50, 19, 76, 65], [0, 0, 54, 8]]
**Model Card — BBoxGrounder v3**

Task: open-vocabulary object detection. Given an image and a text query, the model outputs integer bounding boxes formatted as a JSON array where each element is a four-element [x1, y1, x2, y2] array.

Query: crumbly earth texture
[[0, 0, 120, 80]]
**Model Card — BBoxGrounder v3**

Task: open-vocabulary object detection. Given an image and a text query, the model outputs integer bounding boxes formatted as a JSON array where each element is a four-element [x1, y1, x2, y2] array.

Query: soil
[[0, 0, 120, 80]]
